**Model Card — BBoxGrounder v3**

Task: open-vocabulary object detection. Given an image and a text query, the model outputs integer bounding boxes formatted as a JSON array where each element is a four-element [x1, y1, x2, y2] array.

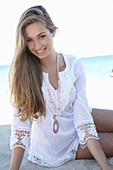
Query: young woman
[[9, 5, 113, 170]]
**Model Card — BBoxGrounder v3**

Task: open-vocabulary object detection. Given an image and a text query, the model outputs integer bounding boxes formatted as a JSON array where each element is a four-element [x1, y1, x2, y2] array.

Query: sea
[[0, 55, 113, 86]]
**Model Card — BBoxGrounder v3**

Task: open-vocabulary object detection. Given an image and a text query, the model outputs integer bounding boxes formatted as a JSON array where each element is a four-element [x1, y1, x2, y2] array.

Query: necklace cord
[[43, 53, 60, 118]]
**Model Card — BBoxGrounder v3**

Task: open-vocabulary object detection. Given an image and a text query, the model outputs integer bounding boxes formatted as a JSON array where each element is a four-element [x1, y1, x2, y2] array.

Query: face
[[25, 21, 55, 59]]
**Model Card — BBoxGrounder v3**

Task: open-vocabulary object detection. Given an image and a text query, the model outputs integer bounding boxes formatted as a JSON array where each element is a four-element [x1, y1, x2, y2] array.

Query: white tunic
[[10, 54, 99, 167]]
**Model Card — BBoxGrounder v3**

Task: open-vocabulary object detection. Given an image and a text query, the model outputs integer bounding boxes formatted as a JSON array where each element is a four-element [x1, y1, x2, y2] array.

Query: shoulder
[[62, 53, 85, 80], [63, 53, 78, 63], [63, 53, 83, 70]]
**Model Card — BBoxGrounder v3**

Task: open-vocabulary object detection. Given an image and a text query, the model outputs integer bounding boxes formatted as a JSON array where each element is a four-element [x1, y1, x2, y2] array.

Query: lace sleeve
[[73, 60, 99, 148], [75, 121, 99, 148], [10, 106, 31, 150], [10, 128, 31, 150]]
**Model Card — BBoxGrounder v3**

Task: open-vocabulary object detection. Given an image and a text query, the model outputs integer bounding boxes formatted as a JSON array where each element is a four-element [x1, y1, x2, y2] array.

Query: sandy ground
[[0, 77, 113, 169]]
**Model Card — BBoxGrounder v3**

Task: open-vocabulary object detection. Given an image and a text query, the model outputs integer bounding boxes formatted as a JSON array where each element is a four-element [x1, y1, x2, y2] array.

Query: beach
[[0, 77, 113, 170]]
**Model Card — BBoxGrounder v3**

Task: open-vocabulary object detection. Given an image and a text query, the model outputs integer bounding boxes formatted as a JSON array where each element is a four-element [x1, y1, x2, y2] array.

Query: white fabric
[[10, 54, 99, 167]]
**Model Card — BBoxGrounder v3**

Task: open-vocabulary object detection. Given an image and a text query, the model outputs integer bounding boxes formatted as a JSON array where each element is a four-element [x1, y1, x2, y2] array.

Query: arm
[[73, 59, 113, 169], [73, 59, 99, 147], [9, 147, 25, 170], [86, 139, 112, 170], [10, 106, 31, 170]]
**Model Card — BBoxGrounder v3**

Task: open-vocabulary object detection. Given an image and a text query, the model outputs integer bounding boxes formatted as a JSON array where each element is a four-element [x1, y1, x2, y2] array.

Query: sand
[[0, 77, 113, 170]]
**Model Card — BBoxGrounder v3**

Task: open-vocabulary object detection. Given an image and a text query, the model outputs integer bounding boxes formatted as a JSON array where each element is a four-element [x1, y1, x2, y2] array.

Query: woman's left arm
[[73, 58, 113, 170], [86, 139, 113, 170]]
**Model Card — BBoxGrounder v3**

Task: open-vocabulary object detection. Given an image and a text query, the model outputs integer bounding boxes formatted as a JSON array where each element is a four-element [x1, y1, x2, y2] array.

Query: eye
[[26, 39, 32, 42], [39, 35, 46, 39]]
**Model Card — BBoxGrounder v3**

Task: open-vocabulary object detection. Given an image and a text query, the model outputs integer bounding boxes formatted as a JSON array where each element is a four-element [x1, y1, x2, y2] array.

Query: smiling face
[[25, 21, 55, 60]]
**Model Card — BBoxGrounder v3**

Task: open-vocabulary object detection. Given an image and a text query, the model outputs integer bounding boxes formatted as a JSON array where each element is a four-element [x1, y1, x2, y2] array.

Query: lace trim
[[76, 122, 99, 148], [10, 129, 31, 150], [28, 137, 79, 167], [42, 68, 73, 115]]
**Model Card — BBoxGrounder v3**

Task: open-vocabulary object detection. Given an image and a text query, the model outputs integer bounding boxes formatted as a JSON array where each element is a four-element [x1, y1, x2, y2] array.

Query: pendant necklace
[[43, 53, 60, 134]]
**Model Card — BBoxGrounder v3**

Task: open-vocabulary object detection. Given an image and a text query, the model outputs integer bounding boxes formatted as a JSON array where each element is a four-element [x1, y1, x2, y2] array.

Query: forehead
[[25, 21, 49, 37]]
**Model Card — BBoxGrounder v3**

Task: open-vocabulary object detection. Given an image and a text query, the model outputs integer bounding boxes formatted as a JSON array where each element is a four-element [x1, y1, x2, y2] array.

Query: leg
[[91, 108, 113, 132], [76, 133, 113, 159]]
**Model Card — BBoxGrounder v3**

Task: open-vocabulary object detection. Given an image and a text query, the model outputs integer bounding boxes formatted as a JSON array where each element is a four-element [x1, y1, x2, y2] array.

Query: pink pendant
[[53, 119, 59, 133]]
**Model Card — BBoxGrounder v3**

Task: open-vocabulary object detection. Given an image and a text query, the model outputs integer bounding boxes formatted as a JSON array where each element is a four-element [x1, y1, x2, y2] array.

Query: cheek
[[27, 44, 33, 51], [46, 36, 53, 47]]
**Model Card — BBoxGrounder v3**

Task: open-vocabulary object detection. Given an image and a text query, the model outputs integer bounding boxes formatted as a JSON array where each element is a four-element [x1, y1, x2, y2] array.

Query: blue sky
[[0, 0, 113, 65]]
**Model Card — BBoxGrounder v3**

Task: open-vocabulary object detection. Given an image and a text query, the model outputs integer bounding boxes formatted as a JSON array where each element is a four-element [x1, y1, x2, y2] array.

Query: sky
[[0, 0, 113, 65]]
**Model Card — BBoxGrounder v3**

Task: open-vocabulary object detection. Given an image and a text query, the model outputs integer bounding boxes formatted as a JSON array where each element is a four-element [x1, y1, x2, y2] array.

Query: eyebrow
[[26, 32, 46, 39]]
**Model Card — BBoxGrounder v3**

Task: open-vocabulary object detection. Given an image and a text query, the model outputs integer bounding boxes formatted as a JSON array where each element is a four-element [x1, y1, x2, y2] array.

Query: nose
[[34, 39, 41, 49]]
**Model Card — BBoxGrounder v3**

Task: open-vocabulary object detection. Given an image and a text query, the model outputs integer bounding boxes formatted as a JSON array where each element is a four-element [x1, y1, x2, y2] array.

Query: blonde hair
[[9, 6, 58, 121]]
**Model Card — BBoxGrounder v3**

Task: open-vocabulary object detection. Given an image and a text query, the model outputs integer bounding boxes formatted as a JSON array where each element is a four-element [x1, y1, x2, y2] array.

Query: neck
[[41, 51, 57, 72]]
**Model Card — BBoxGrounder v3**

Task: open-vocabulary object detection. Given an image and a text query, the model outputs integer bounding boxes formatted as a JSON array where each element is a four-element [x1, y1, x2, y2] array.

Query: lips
[[35, 48, 46, 55]]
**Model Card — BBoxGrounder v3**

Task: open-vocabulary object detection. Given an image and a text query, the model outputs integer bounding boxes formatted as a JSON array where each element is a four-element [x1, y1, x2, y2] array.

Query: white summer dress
[[10, 54, 99, 167]]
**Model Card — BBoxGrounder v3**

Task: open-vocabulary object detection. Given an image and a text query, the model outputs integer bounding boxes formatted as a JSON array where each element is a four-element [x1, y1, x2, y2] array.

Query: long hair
[[9, 6, 58, 121]]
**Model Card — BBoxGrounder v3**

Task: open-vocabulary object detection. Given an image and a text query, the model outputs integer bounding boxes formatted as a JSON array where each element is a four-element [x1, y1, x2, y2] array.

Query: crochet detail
[[10, 129, 30, 150], [28, 138, 79, 167], [42, 68, 73, 115], [76, 122, 99, 148]]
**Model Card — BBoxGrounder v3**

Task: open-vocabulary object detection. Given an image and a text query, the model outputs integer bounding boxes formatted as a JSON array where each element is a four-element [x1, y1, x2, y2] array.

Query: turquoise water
[[0, 55, 113, 85], [80, 55, 113, 78]]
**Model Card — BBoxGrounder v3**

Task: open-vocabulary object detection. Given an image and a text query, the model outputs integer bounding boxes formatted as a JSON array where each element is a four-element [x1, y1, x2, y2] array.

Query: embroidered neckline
[[42, 61, 73, 114]]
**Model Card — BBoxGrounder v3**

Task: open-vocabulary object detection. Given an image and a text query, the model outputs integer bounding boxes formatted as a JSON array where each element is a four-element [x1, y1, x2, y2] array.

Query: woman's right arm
[[10, 106, 31, 170], [10, 147, 25, 170]]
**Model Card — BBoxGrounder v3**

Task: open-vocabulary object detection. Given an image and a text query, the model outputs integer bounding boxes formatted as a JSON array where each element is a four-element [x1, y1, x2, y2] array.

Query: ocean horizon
[[0, 55, 113, 86]]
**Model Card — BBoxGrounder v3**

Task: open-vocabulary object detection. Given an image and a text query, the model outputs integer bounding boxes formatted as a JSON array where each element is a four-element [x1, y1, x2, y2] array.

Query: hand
[[103, 165, 113, 170]]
